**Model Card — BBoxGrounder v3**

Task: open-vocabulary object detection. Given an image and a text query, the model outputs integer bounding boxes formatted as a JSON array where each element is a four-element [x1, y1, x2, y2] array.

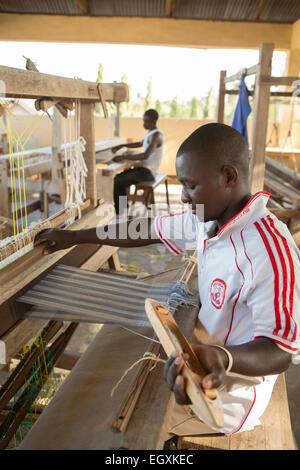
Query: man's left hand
[[113, 154, 127, 162]]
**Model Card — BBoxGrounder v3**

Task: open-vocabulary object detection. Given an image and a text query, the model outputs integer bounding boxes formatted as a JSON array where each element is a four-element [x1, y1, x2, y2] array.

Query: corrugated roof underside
[[0, 0, 299, 22]]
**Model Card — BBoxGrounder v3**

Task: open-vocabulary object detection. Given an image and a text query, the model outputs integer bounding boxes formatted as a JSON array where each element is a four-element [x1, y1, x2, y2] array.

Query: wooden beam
[[250, 43, 274, 193], [268, 76, 300, 86], [252, 0, 267, 21], [0, 65, 129, 102], [225, 89, 294, 97], [217, 70, 226, 123], [165, 0, 175, 17], [224, 64, 258, 83], [73, 0, 89, 14], [80, 102, 97, 207]]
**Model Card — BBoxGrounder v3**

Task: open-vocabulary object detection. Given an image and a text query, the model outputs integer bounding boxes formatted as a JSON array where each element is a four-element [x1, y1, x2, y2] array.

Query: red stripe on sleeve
[[267, 215, 297, 342], [254, 221, 281, 332], [155, 217, 182, 255], [261, 218, 290, 338]]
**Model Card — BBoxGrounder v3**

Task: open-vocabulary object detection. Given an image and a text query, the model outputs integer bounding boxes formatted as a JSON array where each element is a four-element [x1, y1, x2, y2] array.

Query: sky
[[0, 41, 287, 102]]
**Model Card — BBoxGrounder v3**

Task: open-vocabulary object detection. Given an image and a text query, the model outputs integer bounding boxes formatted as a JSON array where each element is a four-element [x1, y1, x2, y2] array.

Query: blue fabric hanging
[[232, 74, 251, 145]]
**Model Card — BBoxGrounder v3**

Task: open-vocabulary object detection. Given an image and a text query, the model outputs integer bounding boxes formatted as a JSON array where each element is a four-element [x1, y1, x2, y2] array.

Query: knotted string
[[110, 352, 166, 397]]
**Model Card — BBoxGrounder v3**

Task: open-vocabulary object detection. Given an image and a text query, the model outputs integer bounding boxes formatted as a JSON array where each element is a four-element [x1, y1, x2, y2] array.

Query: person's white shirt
[[154, 191, 300, 434], [142, 128, 163, 176]]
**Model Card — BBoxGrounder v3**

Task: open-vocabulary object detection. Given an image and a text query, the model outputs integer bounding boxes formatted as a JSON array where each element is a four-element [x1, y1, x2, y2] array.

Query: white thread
[[121, 326, 161, 344], [110, 352, 166, 397], [63, 100, 88, 217]]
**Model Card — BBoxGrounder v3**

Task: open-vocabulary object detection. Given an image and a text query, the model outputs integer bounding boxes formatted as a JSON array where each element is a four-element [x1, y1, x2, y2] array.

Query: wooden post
[[217, 70, 226, 123], [0, 159, 10, 219], [114, 103, 120, 137], [80, 101, 97, 207], [250, 43, 274, 193]]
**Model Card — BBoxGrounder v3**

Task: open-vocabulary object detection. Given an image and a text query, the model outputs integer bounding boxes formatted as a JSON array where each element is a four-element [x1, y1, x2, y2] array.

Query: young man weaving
[[35, 123, 300, 436]]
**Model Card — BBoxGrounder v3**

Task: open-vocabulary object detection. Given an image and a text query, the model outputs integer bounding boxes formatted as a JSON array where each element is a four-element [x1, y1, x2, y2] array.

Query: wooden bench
[[177, 373, 296, 450], [131, 172, 170, 209]]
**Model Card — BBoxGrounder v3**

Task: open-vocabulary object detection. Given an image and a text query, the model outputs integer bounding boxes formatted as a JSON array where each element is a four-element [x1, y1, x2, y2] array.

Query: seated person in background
[[35, 123, 300, 438], [111, 108, 163, 215]]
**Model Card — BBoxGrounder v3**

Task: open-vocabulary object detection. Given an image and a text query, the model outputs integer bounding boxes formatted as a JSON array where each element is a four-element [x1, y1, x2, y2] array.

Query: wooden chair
[[131, 172, 170, 209]]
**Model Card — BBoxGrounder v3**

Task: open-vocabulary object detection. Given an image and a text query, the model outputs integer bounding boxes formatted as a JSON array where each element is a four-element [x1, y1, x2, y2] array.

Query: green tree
[[202, 88, 213, 119], [170, 96, 179, 118], [190, 97, 198, 118], [154, 99, 162, 116], [144, 77, 153, 111], [95, 64, 103, 115]]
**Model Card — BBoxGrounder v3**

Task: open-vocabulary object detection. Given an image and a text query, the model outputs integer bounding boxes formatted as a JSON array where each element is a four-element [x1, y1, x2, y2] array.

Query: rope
[[110, 352, 166, 397], [63, 99, 88, 216]]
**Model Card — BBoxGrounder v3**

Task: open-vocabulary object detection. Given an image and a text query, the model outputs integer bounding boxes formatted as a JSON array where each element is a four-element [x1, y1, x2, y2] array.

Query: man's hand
[[34, 229, 78, 255], [111, 144, 124, 154], [163, 345, 227, 405], [112, 154, 127, 163]]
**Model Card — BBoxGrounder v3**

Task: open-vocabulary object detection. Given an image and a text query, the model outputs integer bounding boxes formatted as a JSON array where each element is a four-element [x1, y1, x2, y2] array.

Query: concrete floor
[[64, 184, 300, 449]]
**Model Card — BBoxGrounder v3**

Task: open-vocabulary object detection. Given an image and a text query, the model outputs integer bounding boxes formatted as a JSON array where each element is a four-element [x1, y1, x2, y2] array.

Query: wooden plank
[[264, 170, 300, 204], [0, 65, 129, 102], [80, 102, 97, 207], [250, 43, 274, 193], [217, 71, 226, 123], [252, 0, 267, 21], [45, 107, 66, 204], [269, 76, 300, 86], [55, 351, 81, 371], [224, 64, 258, 83], [0, 159, 10, 218], [265, 156, 300, 190], [0, 318, 45, 364]]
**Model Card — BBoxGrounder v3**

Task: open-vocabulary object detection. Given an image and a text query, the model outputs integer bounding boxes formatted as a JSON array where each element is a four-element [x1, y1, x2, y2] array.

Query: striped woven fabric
[[17, 264, 188, 328]]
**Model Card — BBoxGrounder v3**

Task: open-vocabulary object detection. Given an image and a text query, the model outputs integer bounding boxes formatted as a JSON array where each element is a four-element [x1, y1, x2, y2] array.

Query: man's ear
[[221, 165, 238, 187]]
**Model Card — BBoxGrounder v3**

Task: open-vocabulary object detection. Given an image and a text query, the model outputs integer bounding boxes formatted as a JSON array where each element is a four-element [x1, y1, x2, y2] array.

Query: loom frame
[[217, 42, 300, 243], [0, 65, 129, 363]]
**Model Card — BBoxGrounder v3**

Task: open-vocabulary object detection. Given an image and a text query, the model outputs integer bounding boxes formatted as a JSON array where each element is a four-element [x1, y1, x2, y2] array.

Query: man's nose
[[181, 188, 191, 204]]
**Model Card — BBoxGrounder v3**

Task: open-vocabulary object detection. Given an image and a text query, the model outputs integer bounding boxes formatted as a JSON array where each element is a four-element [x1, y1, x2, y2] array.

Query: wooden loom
[[217, 42, 300, 243], [0, 64, 129, 365], [0, 65, 199, 450]]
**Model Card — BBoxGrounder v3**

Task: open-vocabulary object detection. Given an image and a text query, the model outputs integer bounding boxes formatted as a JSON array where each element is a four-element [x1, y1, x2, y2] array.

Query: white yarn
[[63, 99, 88, 218]]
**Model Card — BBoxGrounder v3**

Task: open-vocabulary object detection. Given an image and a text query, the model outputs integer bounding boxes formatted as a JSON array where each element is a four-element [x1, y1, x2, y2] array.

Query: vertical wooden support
[[80, 101, 97, 207], [217, 70, 226, 123], [46, 107, 66, 207], [114, 103, 120, 137], [250, 43, 274, 193], [0, 159, 10, 219]]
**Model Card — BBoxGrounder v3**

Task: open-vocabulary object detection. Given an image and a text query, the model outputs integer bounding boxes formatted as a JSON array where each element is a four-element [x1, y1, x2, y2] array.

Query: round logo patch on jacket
[[210, 278, 226, 309]]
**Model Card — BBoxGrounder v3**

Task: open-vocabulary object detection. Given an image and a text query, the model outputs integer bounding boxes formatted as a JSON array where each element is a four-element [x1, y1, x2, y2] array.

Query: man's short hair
[[144, 109, 159, 122], [177, 123, 250, 180]]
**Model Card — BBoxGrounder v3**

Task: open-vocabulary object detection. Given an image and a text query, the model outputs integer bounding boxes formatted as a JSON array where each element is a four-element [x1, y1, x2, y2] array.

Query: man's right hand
[[111, 144, 124, 154], [34, 229, 78, 255]]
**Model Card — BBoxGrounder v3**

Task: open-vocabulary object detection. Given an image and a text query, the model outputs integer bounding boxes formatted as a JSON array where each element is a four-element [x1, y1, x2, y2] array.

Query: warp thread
[[165, 280, 199, 312]]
